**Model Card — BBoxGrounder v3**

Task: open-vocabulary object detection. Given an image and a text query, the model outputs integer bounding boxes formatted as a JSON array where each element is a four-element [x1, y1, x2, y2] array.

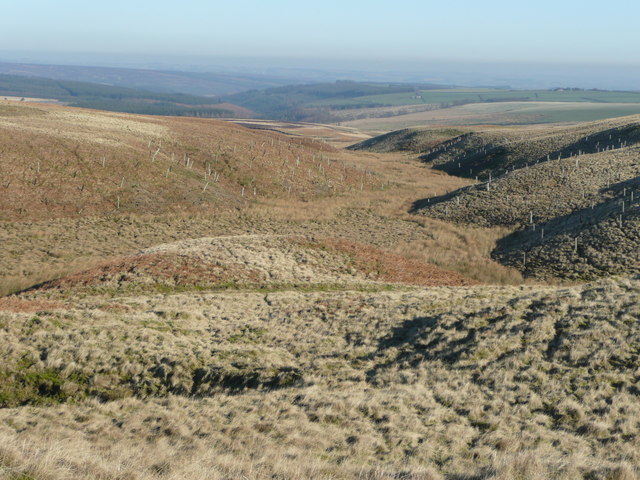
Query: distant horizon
[[2, 50, 640, 92], [3, 1, 640, 63]]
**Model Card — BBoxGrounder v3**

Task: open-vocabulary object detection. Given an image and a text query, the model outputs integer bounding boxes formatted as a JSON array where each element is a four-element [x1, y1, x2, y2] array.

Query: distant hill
[[0, 74, 249, 117], [223, 81, 447, 122], [0, 62, 293, 96]]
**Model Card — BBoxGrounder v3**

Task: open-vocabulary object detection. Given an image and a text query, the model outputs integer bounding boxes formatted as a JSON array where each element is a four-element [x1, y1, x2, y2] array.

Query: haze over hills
[[4, 51, 640, 90], [5, 59, 640, 131], [0, 61, 296, 96], [4, 58, 640, 127]]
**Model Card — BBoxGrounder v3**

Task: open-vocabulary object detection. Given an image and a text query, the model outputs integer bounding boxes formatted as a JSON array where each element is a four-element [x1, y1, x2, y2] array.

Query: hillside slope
[[493, 186, 640, 279], [413, 147, 640, 228], [347, 127, 465, 153], [405, 117, 640, 279], [419, 116, 640, 180], [0, 101, 378, 221]]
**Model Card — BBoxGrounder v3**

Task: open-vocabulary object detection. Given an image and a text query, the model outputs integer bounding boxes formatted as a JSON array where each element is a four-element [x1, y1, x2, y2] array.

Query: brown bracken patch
[[291, 236, 479, 287], [0, 297, 66, 313], [25, 252, 264, 293]]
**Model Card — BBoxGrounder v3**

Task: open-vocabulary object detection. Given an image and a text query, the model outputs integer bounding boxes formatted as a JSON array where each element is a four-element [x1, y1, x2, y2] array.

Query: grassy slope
[[493, 188, 640, 280], [354, 117, 640, 280], [1, 276, 639, 479], [416, 116, 640, 180], [18, 234, 476, 299], [414, 147, 640, 228], [0, 101, 379, 222], [0, 105, 517, 296], [347, 127, 467, 153]]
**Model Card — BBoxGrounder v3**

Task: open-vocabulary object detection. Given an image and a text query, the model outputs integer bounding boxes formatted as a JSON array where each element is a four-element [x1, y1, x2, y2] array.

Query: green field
[[344, 101, 640, 132], [310, 88, 640, 109]]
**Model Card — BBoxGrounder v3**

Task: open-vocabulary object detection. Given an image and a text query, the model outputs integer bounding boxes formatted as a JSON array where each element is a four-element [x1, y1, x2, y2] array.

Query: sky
[[2, 0, 639, 66]]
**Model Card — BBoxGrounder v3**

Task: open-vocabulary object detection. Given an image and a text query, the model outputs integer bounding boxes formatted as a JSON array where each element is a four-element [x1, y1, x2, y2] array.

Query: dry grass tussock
[[1, 276, 639, 478], [0, 207, 518, 298]]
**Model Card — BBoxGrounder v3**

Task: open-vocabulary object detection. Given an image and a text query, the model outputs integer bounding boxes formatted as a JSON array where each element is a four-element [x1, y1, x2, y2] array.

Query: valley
[[1, 99, 639, 480]]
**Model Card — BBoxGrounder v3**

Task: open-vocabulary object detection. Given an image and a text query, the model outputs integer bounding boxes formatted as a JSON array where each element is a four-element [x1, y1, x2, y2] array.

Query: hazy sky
[[2, 0, 639, 65]]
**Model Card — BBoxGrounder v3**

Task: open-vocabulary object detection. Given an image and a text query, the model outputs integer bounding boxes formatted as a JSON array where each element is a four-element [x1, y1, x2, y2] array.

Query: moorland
[[1, 97, 639, 480]]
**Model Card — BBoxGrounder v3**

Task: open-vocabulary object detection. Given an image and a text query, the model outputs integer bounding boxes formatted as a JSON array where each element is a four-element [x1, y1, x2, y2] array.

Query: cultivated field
[[314, 88, 640, 109]]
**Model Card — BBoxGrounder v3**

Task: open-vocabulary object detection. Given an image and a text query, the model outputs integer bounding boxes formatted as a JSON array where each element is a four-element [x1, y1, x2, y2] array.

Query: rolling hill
[[354, 117, 640, 280], [0, 74, 251, 117], [0, 100, 377, 222], [0, 62, 293, 96], [347, 127, 467, 153]]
